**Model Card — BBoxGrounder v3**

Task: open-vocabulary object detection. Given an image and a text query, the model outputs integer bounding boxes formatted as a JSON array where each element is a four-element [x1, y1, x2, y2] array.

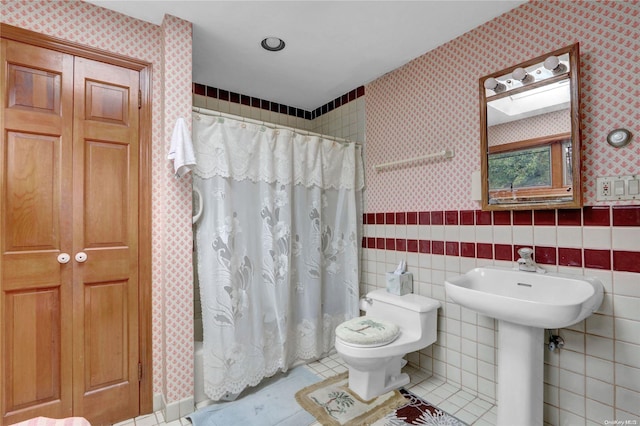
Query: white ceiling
[[87, 1, 526, 111]]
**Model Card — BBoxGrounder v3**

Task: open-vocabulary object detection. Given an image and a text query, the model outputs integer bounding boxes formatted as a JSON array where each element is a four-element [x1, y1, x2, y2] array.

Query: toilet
[[335, 289, 440, 400]]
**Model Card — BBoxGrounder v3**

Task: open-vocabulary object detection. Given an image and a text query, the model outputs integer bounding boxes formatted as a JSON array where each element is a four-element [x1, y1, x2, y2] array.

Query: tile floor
[[114, 353, 497, 426]]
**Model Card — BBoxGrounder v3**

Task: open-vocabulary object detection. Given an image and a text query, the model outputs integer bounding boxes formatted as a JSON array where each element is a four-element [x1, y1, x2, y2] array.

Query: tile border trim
[[362, 206, 640, 273], [193, 82, 365, 121]]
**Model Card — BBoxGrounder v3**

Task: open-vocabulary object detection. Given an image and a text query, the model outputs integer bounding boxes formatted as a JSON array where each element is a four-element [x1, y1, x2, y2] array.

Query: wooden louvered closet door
[[1, 37, 143, 426]]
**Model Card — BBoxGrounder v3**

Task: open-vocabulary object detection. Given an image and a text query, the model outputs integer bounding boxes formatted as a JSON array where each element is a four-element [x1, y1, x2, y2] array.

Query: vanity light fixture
[[543, 55, 567, 74], [485, 53, 570, 96], [484, 77, 506, 93], [261, 37, 286, 52]]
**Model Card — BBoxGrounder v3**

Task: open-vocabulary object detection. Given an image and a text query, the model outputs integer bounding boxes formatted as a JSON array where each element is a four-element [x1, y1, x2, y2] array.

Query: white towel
[[168, 117, 196, 177]]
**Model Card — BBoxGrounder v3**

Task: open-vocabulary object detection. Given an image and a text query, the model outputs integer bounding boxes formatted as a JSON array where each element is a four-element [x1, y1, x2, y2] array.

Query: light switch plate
[[597, 175, 639, 201]]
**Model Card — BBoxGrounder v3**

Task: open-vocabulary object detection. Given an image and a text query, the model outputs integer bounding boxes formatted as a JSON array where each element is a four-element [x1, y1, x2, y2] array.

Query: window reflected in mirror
[[488, 135, 572, 204]]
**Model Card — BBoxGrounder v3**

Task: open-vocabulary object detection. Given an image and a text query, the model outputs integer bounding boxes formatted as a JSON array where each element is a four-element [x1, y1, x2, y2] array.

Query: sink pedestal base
[[497, 321, 544, 426]]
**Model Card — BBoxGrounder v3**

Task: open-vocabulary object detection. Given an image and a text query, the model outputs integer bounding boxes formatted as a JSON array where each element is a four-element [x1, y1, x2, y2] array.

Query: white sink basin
[[445, 266, 604, 328], [446, 265, 604, 425]]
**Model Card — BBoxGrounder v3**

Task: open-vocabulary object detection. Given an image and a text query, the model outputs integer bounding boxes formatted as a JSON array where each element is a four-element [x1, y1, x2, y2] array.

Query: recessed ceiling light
[[261, 37, 285, 52]]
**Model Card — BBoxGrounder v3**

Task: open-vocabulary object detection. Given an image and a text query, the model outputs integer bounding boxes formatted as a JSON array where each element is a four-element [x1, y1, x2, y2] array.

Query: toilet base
[[347, 356, 410, 401]]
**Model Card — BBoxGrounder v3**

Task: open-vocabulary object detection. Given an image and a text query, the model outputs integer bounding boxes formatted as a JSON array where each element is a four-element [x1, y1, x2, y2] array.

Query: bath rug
[[372, 388, 468, 426], [295, 372, 409, 426], [187, 365, 320, 426]]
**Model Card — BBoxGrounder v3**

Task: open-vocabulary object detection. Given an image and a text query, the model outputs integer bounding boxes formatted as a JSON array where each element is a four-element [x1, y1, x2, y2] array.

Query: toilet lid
[[335, 317, 400, 347]]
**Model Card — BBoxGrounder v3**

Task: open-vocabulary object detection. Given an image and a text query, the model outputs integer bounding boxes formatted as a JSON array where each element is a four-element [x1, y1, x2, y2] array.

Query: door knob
[[57, 253, 71, 264], [75, 252, 88, 263]]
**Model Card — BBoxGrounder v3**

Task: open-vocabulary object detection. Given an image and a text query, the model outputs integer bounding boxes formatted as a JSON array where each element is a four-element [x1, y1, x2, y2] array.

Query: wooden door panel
[[7, 63, 61, 114], [4, 132, 60, 251], [2, 252, 62, 291], [84, 80, 130, 125], [3, 110, 65, 138], [84, 281, 128, 390], [84, 141, 129, 247], [1, 40, 74, 424], [72, 56, 139, 425], [4, 289, 61, 410], [80, 249, 129, 283], [83, 121, 134, 142]]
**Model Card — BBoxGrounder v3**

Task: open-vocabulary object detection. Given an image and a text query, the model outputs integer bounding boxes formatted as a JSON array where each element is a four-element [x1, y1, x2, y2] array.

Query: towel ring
[[192, 187, 203, 224]]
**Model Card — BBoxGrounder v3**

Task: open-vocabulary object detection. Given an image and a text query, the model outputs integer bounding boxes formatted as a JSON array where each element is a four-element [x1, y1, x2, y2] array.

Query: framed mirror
[[480, 43, 582, 210]]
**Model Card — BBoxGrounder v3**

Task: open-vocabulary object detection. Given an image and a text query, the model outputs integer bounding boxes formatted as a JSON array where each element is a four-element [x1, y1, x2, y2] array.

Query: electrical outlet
[[597, 175, 639, 201], [601, 180, 611, 197]]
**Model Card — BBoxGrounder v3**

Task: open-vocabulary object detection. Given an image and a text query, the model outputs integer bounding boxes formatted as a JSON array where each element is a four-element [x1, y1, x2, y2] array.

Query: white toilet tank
[[364, 289, 440, 343]]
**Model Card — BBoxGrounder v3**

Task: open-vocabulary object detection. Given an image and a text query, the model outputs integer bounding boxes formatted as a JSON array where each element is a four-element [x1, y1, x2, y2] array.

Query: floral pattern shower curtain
[[192, 114, 364, 400]]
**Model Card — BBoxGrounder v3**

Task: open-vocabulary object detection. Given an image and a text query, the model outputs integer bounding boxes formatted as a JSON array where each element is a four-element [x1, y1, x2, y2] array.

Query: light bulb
[[543, 56, 560, 70], [484, 77, 506, 93], [543, 55, 567, 74], [264, 37, 281, 49], [512, 67, 528, 81]]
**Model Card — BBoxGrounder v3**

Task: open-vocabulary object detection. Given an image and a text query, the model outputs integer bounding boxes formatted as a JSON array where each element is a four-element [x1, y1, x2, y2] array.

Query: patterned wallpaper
[[1, 0, 194, 404], [159, 15, 195, 403], [365, 0, 640, 212], [488, 109, 571, 146]]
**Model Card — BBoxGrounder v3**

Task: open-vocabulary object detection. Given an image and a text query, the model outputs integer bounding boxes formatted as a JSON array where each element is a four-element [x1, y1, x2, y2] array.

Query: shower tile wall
[[309, 96, 366, 143], [193, 90, 313, 132], [192, 84, 366, 142]]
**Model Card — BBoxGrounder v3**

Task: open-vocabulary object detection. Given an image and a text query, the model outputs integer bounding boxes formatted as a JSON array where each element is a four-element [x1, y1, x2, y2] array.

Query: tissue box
[[386, 272, 413, 295]]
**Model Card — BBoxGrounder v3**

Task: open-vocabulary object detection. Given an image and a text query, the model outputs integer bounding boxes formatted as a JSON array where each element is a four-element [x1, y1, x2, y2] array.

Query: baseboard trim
[[153, 393, 164, 413], [163, 395, 195, 422]]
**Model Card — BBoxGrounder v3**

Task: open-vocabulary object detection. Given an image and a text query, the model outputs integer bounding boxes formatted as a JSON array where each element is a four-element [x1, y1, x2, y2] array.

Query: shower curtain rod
[[192, 106, 361, 147]]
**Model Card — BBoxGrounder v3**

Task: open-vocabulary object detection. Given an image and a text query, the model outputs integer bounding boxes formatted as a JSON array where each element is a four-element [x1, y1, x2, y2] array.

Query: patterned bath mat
[[296, 372, 467, 426], [373, 389, 468, 426], [295, 372, 409, 426]]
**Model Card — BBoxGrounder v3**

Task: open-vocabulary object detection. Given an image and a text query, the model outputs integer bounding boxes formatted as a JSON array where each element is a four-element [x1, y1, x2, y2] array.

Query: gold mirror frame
[[480, 43, 582, 211]]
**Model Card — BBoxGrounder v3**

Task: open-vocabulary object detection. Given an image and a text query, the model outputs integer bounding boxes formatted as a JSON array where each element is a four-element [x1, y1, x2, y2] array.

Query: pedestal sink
[[445, 266, 603, 426]]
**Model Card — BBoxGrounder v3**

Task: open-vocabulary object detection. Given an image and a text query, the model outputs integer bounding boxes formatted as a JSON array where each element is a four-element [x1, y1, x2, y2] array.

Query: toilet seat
[[335, 317, 400, 348]]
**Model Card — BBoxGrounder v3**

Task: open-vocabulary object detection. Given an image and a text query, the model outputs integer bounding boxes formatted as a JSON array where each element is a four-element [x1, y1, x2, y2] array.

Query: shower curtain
[[192, 113, 364, 400]]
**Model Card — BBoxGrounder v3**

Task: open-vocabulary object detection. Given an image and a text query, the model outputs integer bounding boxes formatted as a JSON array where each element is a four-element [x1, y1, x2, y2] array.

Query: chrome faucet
[[516, 247, 545, 273]]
